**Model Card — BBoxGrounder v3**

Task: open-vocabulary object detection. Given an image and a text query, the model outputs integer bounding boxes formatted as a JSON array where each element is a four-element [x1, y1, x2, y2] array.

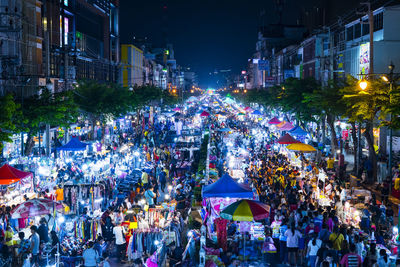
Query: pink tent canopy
[[200, 111, 210, 117], [244, 107, 253, 112], [276, 133, 300, 144], [268, 117, 281, 124], [278, 121, 295, 131], [172, 107, 181, 111]]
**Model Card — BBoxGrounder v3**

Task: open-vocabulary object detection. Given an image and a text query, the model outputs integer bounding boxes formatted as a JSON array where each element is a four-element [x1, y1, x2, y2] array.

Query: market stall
[[0, 164, 34, 206]]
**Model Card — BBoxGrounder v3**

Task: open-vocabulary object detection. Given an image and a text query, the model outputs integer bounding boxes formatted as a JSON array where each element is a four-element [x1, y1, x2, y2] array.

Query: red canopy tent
[[268, 117, 281, 124], [276, 133, 300, 144], [0, 164, 33, 185], [200, 111, 210, 117]]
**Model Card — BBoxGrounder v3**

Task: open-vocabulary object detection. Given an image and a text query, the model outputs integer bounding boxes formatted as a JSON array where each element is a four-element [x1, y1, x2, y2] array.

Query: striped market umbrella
[[11, 198, 63, 219], [220, 199, 270, 221]]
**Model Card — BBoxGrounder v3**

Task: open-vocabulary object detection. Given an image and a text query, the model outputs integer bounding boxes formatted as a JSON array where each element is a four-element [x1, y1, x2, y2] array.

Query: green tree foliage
[[0, 94, 21, 151], [341, 75, 391, 180], [20, 88, 78, 155], [303, 80, 347, 153], [130, 85, 177, 107], [278, 78, 321, 124], [74, 80, 132, 122]]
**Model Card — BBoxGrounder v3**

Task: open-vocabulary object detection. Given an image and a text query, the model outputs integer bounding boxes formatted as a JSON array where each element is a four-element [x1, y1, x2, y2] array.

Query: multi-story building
[[341, 5, 400, 77], [120, 44, 144, 87], [252, 24, 307, 88], [0, 0, 43, 96], [45, 0, 120, 91], [0, 0, 121, 95]]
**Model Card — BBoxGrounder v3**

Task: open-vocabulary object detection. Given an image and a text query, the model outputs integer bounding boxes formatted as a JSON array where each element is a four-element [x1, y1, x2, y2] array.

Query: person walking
[[144, 186, 156, 208], [82, 241, 99, 267], [340, 243, 362, 267], [307, 233, 322, 267], [29, 225, 40, 267], [285, 222, 302, 266], [113, 221, 126, 263]]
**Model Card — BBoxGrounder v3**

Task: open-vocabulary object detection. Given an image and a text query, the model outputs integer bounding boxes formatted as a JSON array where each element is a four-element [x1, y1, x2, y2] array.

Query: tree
[[74, 80, 132, 138], [0, 94, 21, 153], [130, 85, 176, 107], [341, 75, 391, 181], [303, 80, 347, 155], [20, 88, 78, 155], [277, 78, 321, 127]]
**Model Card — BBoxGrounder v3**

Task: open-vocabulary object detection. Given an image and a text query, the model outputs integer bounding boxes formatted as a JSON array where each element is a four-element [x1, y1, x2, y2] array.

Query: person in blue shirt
[[279, 219, 289, 265], [144, 186, 156, 208]]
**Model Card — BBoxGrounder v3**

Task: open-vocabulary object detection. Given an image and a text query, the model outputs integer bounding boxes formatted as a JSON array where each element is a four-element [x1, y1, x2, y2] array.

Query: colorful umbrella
[[276, 133, 300, 144], [200, 111, 210, 117], [286, 143, 317, 152], [220, 199, 270, 221], [268, 117, 281, 124], [277, 121, 295, 131], [11, 198, 63, 219], [237, 112, 245, 116]]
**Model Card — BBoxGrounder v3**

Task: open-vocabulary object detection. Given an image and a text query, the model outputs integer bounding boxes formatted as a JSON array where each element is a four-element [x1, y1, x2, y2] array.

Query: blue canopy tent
[[252, 110, 262, 115], [202, 173, 253, 198], [289, 126, 309, 136], [57, 138, 88, 151], [218, 127, 231, 132]]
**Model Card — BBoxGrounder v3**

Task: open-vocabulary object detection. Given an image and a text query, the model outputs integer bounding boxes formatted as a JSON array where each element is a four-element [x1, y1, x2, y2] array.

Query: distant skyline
[[120, 0, 363, 87]]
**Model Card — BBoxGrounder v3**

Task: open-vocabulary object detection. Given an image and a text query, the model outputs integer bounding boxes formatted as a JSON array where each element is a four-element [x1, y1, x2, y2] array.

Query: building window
[[354, 23, 361, 39], [346, 26, 353, 41], [362, 20, 369, 36], [374, 12, 383, 31]]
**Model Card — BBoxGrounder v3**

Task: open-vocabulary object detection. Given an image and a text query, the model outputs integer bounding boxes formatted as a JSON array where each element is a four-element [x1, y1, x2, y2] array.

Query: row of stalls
[[199, 173, 269, 265]]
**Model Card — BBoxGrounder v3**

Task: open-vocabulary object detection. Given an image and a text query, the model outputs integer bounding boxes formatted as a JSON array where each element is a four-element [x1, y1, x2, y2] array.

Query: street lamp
[[382, 63, 396, 187], [359, 80, 368, 90]]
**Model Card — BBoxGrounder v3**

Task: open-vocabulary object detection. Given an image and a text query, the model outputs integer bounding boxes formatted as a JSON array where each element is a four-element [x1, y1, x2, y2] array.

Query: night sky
[[119, 0, 362, 87]]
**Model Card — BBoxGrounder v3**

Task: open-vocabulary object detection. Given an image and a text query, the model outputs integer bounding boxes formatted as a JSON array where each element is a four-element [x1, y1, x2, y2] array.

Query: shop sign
[[258, 60, 270, 71], [284, 70, 295, 79]]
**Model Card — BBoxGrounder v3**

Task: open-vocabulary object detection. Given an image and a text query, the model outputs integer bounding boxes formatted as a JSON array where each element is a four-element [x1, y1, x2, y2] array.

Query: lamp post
[[382, 63, 395, 190], [360, 64, 399, 189]]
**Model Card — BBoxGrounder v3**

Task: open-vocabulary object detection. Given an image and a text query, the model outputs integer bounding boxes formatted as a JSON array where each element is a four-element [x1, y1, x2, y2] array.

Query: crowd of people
[[198, 109, 399, 267], [0, 110, 198, 267], [0, 93, 399, 267]]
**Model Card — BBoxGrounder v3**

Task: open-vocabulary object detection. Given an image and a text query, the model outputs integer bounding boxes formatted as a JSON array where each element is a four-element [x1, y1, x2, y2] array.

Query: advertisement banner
[[359, 43, 370, 75]]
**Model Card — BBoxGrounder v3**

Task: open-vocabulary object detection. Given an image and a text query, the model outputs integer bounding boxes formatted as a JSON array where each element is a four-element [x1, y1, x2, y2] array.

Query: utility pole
[[44, 0, 51, 157], [358, 2, 374, 172], [387, 63, 395, 192]]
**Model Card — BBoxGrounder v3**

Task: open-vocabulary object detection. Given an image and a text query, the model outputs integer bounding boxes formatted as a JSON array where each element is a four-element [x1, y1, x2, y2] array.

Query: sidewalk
[[342, 152, 400, 217]]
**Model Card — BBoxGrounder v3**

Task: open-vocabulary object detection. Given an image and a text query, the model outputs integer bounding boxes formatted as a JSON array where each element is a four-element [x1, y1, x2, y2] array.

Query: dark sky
[[119, 0, 361, 87]]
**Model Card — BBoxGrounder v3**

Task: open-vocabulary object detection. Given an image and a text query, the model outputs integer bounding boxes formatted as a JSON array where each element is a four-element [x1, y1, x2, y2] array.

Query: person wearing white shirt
[[285, 223, 302, 266], [307, 235, 322, 267], [113, 222, 126, 263]]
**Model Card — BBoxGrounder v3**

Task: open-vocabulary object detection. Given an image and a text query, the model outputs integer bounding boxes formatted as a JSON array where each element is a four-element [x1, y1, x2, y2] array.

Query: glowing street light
[[359, 80, 368, 90]]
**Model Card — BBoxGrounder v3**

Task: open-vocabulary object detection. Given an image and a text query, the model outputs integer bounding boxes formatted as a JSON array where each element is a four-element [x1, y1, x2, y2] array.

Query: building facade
[[120, 44, 144, 87], [0, 0, 120, 96]]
